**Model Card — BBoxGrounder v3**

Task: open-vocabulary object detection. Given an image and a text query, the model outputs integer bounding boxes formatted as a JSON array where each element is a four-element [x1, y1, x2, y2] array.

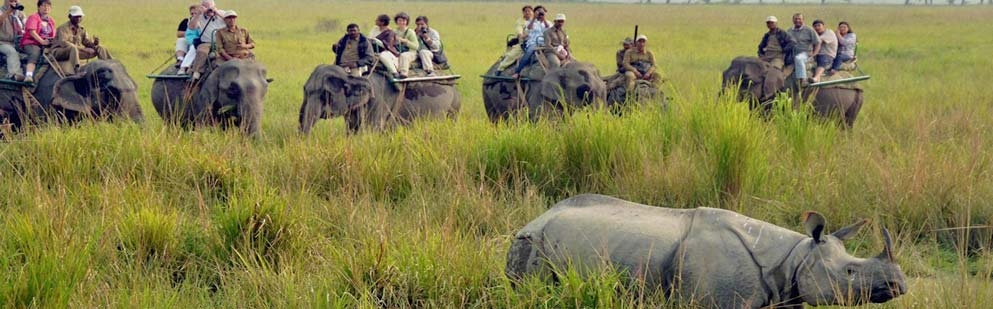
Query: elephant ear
[[761, 65, 785, 101], [345, 76, 373, 109], [52, 74, 92, 115], [540, 70, 566, 103]]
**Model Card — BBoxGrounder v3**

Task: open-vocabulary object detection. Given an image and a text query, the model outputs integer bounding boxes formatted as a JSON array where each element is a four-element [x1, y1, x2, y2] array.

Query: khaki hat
[[68, 5, 84, 17], [766, 16, 778, 23], [622, 37, 633, 45], [636, 34, 648, 42], [554, 13, 566, 21], [224, 10, 238, 18]]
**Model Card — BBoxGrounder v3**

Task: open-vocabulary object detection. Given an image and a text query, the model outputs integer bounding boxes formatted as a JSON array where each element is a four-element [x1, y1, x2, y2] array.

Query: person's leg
[[178, 46, 197, 74], [175, 38, 188, 61], [624, 71, 637, 90], [831, 54, 851, 71], [397, 51, 417, 76], [418, 49, 435, 74], [378, 51, 399, 75], [513, 46, 536, 77], [23, 45, 41, 82], [191, 43, 211, 78], [793, 52, 808, 80], [0, 43, 22, 78], [94, 46, 112, 60], [497, 45, 523, 71]]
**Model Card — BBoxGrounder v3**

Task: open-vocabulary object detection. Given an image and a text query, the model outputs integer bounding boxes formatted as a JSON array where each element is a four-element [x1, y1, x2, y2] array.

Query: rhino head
[[792, 212, 907, 306]]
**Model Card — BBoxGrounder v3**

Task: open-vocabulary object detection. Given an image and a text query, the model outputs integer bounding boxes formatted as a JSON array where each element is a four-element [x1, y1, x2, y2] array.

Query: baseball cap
[[554, 13, 566, 21], [622, 37, 633, 45], [766, 16, 778, 23], [224, 10, 238, 18], [636, 34, 648, 42], [68, 5, 84, 17]]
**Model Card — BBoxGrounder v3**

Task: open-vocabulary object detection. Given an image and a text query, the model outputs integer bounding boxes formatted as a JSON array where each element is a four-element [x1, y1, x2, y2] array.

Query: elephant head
[[530, 61, 607, 120], [299, 64, 374, 134], [52, 60, 144, 123], [721, 56, 785, 108], [193, 59, 268, 137]]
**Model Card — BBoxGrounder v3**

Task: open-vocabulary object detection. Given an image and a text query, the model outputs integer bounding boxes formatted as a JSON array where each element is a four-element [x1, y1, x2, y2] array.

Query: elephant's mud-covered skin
[[151, 59, 269, 137], [0, 60, 143, 134], [298, 65, 460, 134], [722, 56, 864, 128], [482, 59, 606, 123]]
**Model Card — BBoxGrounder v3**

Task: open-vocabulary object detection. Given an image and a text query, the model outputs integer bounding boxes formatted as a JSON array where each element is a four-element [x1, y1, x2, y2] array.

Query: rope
[[42, 52, 66, 79]]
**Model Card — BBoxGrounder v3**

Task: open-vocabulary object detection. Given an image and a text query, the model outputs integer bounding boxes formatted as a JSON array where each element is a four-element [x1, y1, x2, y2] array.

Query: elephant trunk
[[299, 94, 323, 135], [239, 84, 264, 137]]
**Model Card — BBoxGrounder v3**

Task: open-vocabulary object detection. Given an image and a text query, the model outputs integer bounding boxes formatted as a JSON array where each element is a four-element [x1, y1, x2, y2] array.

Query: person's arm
[[215, 31, 230, 60], [0, 9, 13, 25], [644, 52, 657, 78], [401, 30, 419, 51], [758, 33, 768, 56], [242, 29, 255, 50], [622, 51, 639, 77], [810, 31, 821, 56], [426, 29, 440, 51]]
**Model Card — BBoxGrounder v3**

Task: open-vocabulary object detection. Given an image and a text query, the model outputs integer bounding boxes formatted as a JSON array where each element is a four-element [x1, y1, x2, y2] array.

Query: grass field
[[1, 0, 992, 307]]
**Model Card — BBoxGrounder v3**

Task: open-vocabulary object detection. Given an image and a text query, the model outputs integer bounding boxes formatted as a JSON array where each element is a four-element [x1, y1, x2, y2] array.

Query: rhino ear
[[876, 228, 896, 262], [831, 219, 870, 241], [802, 211, 827, 243]]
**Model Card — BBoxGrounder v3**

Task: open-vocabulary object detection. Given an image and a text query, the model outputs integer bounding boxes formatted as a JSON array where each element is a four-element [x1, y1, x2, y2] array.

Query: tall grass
[[1, 1, 991, 307]]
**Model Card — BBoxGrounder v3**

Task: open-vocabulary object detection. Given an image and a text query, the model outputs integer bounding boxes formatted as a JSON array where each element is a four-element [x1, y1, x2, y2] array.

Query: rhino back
[[530, 194, 695, 285]]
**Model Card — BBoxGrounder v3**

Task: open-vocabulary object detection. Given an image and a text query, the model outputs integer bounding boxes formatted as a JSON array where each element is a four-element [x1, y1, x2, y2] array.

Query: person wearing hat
[[757, 15, 795, 70], [0, 0, 27, 81], [213, 10, 254, 66], [19, 0, 55, 83], [511, 5, 550, 79], [622, 34, 660, 92], [542, 13, 570, 68], [189, 0, 227, 80], [392, 12, 419, 79], [52, 5, 111, 75], [616, 37, 632, 74]]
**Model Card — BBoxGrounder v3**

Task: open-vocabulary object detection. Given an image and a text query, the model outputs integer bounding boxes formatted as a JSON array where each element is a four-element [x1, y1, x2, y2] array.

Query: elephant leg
[[844, 90, 865, 129]]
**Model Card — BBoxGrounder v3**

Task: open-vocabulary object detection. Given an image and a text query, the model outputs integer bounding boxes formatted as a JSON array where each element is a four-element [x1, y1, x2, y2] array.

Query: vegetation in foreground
[[2, 1, 992, 307]]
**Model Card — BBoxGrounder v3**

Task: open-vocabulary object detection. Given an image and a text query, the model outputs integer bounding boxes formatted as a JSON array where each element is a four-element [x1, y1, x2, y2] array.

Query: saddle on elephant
[[781, 56, 865, 89]]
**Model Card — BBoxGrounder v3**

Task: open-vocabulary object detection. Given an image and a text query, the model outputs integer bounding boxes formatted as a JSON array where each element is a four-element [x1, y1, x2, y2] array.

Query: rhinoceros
[[506, 194, 907, 308]]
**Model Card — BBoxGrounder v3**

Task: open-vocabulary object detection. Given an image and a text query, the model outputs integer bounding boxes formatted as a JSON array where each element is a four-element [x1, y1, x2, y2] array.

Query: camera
[[420, 28, 429, 34], [14, 4, 25, 11]]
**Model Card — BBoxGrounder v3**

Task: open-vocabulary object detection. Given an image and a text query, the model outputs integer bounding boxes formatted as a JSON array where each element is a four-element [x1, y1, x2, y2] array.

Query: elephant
[[0, 60, 143, 135], [603, 73, 667, 112], [298, 65, 460, 134], [151, 59, 268, 137], [722, 56, 864, 128], [482, 59, 607, 123]]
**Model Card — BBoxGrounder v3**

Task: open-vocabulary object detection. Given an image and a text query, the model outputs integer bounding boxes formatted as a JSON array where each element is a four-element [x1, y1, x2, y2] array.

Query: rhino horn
[[877, 228, 896, 262]]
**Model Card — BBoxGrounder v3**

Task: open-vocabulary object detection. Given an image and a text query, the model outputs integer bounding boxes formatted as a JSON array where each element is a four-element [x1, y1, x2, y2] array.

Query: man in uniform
[[757, 15, 794, 70], [333, 23, 373, 77], [542, 13, 570, 68], [213, 10, 254, 66], [0, 0, 26, 81], [616, 37, 632, 73], [787, 13, 819, 83], [622, 34, 660, 92], [51, 5, 111, 74]]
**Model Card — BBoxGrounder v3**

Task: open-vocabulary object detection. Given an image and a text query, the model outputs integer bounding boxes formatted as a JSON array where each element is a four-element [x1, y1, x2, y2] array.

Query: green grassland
[[1, 0, 992, 307]]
